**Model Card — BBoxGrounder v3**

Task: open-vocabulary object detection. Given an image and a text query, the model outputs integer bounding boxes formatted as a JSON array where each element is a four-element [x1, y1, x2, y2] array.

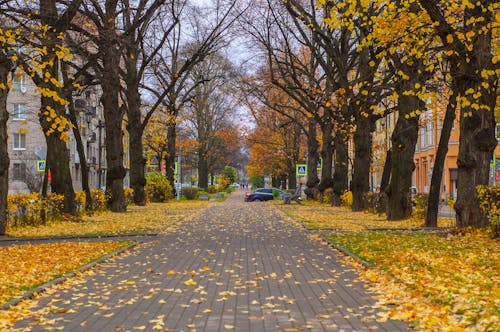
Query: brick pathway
[[12, 192, 408, 331]]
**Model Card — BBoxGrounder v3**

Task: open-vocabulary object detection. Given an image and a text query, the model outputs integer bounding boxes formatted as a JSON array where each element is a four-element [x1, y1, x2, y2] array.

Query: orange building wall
[[413, 116, 500, 201]]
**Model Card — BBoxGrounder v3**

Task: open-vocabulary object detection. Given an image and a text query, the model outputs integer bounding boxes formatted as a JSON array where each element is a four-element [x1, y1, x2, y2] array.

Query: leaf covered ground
[[0, 241, 129, 306], [274, 200, 455, 230], [7, 201, 210, 238], [275, 200, 498, 330], [327, 230, 499, 331]]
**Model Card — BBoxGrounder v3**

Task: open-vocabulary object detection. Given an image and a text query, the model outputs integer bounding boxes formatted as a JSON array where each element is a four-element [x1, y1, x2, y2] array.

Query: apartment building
[[370, 102, 500, 199], [7, 69, 108, 194], [413, 109, 500, 200]]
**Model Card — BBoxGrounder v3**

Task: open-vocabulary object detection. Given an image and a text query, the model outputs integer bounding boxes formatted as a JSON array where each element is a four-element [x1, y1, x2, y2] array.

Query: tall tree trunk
[[386, 91, 421, 220], [38, 0, 76, 214], [101, 44, 126, 212], [418, 0, 498, 228], [318, 119, 334, 198], [455, 80, 497, 228], [351, 114, 373, 211], [165, 109, 176, 186], [426, 82, 458, 227], [125, 33, 147, 206], [198, 147, 209, 190], [377, 149, 392, 213], [126, 80, 146, 206], [332, 134, 348, 206], [0, 59, 10, 235], [44, 124, 76, 214], [305, 118, 320, 199]]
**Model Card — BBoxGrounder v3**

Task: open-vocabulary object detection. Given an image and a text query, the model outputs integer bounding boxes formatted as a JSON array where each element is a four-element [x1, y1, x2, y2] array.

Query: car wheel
[[254, 198, 262, 202]]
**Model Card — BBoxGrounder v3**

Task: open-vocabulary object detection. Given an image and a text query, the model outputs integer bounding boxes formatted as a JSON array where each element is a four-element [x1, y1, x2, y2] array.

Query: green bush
[[145, 172, 173, 202], [412, 193, 428, 219], [7, 193, 64, 228], [182, 187, 199, 200], [477, 185, 500, 238], [340, 191, 353, 208], [207, 185, 217, 194]]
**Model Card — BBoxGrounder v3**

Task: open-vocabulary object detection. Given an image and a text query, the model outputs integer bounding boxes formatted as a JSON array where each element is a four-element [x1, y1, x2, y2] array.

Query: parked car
[[244, 188, 285, 202]]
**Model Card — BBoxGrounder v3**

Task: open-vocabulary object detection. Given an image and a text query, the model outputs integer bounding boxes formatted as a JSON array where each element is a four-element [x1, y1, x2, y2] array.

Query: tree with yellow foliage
[[0, 27, 17, 234], [417, 0, 499, 228]]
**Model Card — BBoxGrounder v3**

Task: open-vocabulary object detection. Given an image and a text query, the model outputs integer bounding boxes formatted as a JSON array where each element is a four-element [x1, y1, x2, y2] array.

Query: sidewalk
[[10, 193, 409, 331]]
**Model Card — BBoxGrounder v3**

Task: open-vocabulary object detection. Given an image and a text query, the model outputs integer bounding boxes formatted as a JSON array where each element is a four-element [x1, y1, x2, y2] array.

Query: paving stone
[[12, 192, 409, 331]]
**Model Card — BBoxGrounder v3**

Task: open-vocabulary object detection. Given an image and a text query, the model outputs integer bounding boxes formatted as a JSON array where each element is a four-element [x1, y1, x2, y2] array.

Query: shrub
[[207, 185, 217, 194], [75, 191, 86, 215], [90, 189, 107, 212], [323, 188, 334, 203], [340, 191, 353, 208], [124, 188, 134, 205], [412, 193, 428, 219], [182, 186, 199, 200], [145, 172, 173, 202], [7, 193, 64, 228], [477, 185, 500, 238]]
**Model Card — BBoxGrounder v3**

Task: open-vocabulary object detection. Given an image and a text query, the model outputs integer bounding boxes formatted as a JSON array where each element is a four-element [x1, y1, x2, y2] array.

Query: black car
[[244, 188, 284, 202]]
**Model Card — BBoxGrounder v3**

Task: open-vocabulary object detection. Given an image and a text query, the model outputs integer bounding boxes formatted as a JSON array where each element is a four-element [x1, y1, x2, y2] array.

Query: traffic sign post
[[317, 158, 323, 171], [36, 160, 46, 172], [296, 164, 307, 177]]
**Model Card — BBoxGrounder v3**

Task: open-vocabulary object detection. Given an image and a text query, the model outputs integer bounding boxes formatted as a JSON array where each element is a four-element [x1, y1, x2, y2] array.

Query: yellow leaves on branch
[[40, 105, 73, 141]]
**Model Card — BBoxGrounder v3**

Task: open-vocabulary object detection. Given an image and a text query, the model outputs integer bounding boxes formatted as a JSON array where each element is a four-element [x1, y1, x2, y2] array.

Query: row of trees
[[241, 0, 498, 228], [0, 0, 245, 235]]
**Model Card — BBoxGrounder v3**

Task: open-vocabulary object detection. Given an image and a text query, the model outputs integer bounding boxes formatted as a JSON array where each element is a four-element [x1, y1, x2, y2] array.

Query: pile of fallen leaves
[[0, 241, 129, 305], [327, 230, 499, 331], [275, 201, 455, 230], [7, 201, 210, 238]]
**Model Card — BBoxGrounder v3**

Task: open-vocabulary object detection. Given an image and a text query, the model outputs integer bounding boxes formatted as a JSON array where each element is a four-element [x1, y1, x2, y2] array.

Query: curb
[[321, 235, 374, 269], [0, 241, 137, 310], [0, 232, 158, 244]]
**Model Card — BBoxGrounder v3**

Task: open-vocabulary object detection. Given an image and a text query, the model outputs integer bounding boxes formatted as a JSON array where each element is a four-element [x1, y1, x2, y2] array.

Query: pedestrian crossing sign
[[296, 164, 307, 177], [37, 160, 46, 172]]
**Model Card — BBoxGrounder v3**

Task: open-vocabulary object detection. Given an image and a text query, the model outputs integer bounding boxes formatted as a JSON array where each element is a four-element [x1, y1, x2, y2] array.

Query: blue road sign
[[37, 160, 46, 172], [296, 164, 307, 177]]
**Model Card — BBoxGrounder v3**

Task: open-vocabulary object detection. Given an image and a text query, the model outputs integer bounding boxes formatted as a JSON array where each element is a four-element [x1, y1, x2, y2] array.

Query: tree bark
[[101, 34, 126, 212], [125, 78, 146, 206], [426, 83, 458, 227], [304, 118, 320, 199], [0, 59, 10, 235], [198, 146, 209, 190], [386, 92, 421, 220], [455, 87, 496, 228], [332, 134, 348, 206], [318, 118, 334, 199], [417, 0, 498, 228], [165, 108, 177, 187], [351, 114, 373, 211], [38, 0, 76, 215]]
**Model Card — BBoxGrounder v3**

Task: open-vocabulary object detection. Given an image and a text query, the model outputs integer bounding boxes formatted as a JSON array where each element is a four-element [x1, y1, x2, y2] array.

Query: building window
[[13, 103, 26, 120], [13, 133, 26, 150], [12, 163, 26, 181], [12, 72, 26, 92]]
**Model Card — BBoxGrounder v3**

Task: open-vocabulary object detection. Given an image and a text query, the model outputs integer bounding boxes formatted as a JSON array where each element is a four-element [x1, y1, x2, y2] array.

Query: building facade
[[6, 69, 111, 194]]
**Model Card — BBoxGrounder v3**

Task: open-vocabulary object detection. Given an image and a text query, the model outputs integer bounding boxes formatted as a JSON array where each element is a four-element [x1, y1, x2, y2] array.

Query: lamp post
[[176, 148, 182, 200], [97, 119, 104, 189]]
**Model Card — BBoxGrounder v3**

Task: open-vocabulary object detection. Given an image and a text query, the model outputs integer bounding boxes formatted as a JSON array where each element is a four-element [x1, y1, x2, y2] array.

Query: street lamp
[[97, 119, 104, 189]]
